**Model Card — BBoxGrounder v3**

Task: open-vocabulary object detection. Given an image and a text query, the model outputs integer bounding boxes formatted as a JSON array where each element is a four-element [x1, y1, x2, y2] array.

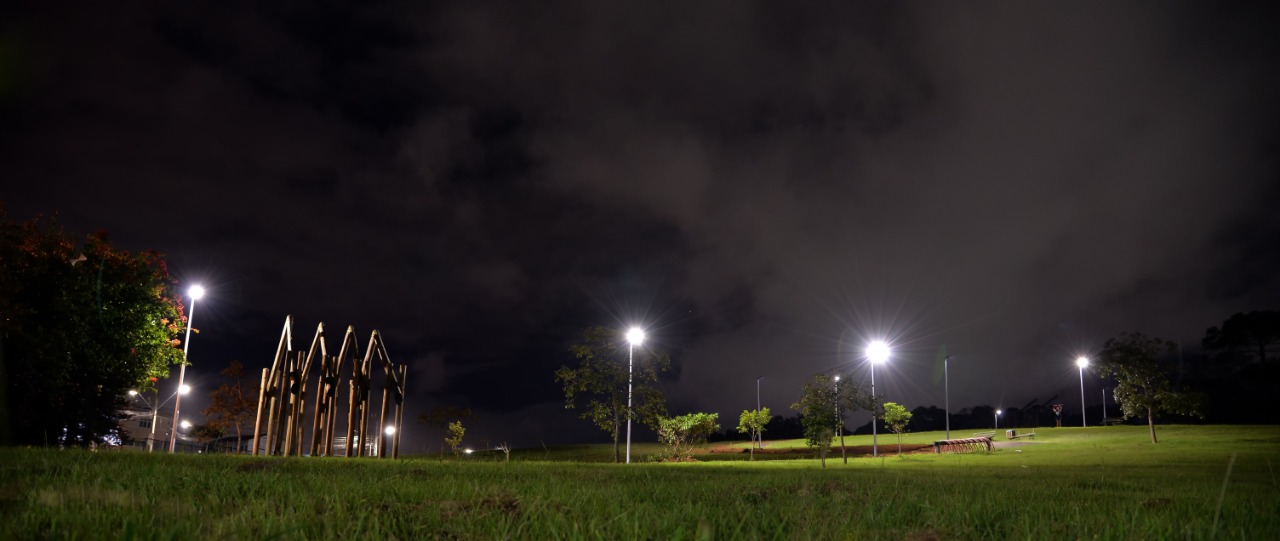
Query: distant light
[[866, 341, 891, 364], [188, 285, 205, 300], [834, 375, 840, 382], [179, 385, 191, 395], [463, 448, 474, 455], [384, 426, 396, 435], [128, 390, 138, 396], [626, 327, 645, 345], [1076, 357, 1089, 368], [180, 420, 191, 429], [996, 409, 1003, 415]]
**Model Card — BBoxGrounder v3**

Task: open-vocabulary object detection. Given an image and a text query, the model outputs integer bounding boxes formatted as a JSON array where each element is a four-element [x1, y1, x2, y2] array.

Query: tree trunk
[[234, 425, 242, 455], [1147, 407, 1158, 444], [749, 430, 755, 461], [612, 416, 620, 463]]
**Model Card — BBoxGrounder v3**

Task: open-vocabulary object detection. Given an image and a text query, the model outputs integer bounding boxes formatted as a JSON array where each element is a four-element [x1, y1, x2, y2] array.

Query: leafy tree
[[190, 423, 225, 447], [882, 402, 912, 456], [555, 326, 670, 463], [203, 360, 258, 454], [1097, 332, 1208, 443], [445, 420, 466, 458], [736, 407, 771, 460], [0, 212, 187, 446], [1202, 311, 1280, 366], [656, 412, 720, 461], [791, 373, 869, 467]]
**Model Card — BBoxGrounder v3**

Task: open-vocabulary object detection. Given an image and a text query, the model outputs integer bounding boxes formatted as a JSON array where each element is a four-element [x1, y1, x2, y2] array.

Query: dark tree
[[203, 360, 259, 453], [0, 211, 187, 446], [1202, 311, 1280, 366], [1097, 332, 1207, 443], [791, 372, 870, 467], [555, 326, 669, 463]]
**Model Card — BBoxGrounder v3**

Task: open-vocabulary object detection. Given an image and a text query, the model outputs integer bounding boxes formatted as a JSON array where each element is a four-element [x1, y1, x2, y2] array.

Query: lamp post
[[835, 375, 847, 464], [130, 385, 189, 452], [866, 340, 890, 458], [756, 376, 763, 449], [625, 327, 645, 464], [944, 355, 951, 440], [1076, 356, 1089, 428], [170, 284, 204, 453], [995, 409, 1002, 430]]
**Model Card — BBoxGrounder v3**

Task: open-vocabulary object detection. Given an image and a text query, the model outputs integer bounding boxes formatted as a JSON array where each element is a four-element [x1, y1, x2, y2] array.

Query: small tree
[[417, 405, 472, 457], [736, 407, 771, 460], [1097, 332, 1207, 444], [203, 360, 259, 454], [882, 402, 912, 456], [555, 326, 670, 463], [444, 420, 466, 459], [656, 412, 721, 461]]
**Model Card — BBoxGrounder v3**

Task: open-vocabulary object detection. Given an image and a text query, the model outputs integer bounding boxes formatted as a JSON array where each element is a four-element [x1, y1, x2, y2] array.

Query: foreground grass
[[3, 425, 1278, 540]]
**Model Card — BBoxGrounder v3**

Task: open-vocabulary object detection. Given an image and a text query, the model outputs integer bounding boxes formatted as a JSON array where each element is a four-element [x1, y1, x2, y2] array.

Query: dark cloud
[[3, 1, 1277, 448]]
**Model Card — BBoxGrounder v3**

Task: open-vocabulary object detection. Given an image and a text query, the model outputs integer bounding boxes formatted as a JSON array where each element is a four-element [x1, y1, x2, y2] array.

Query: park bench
[[1006, 429, 1036, 440], [931, 437, 992, 454], [972, 431, 995, 439]]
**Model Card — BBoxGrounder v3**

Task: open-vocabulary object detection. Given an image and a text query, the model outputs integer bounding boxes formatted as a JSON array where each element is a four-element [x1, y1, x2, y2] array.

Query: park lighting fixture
[[463, 448, 474, 455], [995, 409, 1003, 430], [624, 326, 646, 464], [128, 389, 139, 396], [865, 340, 891, 457], [180, 420, 191, 429], [384, 426, 396, 436], [1076, 356, 1089, 428], [170, 284, 206, 453]]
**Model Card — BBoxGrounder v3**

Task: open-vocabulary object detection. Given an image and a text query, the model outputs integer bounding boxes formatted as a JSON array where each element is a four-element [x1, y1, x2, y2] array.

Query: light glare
[[626, 327, 645, 345], [1076, 356, 1089, 368], [188, 285, 206, 300], [866, 340, 890, 364], [384, 426, 396, 435], [179, 385, 191, 395]]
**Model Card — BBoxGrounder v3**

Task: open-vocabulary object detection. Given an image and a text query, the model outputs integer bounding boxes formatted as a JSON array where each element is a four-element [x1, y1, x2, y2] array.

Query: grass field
[[3, 425, 1277, 540]]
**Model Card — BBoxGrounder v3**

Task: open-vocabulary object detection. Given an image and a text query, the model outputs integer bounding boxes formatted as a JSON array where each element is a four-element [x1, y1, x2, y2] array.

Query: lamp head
[[180, 420, 191, 429], [866, 340, 890, 364], [996, 409, 1003, 415], [833, 375, 840, 382], [128, 389, 138, 396], [384, 426, 396, 435], [626, 327, 645, 345], [179, 385, 191, 395], [1076, 356, 1089, 368], [188, 285, 205, 300]]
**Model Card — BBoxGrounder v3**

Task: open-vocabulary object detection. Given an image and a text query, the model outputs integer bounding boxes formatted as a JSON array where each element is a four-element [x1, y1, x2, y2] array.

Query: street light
[[1076, 356, 1089, 428], [866, 340, 890, 458], [180, 420, 192, 429], [625, 327, 645, 464], [129, 385, 189, 452], [835, 375, 847, 464], [170, 284, 204, 453], [944, 355, 952, 440], [995, 409, 1002, 430], [384, 426, 396, 436], [1102, 388, 1108, 422], [756, 375, 763, 449]]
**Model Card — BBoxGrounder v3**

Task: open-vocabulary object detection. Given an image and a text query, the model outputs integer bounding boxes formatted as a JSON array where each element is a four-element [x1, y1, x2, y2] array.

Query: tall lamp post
[[129, 385, 189, 452], [756, 376, 763, 449], [170, 284, 205, 453], [835, 375, 847, 464], [625, 327, 645, 464], [1076, 356, 1089, 428], [866, 340, 890, 457], [1102, 388, 1108, 422], [994, 409, 1002, 430], [944, 355, 952, 440]]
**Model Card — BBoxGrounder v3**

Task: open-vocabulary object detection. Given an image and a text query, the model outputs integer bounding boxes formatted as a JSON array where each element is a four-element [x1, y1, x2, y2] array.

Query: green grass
[[3, 425, 1278, 540]]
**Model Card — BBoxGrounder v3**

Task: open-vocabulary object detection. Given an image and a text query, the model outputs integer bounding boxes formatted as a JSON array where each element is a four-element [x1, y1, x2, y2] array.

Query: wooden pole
[[251, 368, 269, 456]]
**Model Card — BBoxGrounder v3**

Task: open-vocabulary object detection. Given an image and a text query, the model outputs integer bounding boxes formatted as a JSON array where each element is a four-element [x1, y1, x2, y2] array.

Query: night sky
[[4, 2, 1278, 451]]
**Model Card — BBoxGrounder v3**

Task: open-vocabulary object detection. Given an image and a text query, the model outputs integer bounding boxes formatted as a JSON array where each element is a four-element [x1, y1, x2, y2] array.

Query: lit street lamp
[[129, 385, 189, 452], [1076, 356, 1089, 428], [625, 327, 645, 464], [835, 375, 847, 464], [170, 284, 205, 453], [1102, 388, 1108, 422], [866, 340, 890, 458], [995, 409, 1002, 430]]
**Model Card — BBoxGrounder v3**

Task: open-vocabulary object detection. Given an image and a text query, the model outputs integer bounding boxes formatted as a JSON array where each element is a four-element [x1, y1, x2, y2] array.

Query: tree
[[444, 420, 466, 458], [1203, 311, 1280, 366], [791, 373, 869, 467], [1097, 332, 1207, 444], [656, 412, 720, 461], [203, 360, 259, 454], [190, 423, 225, 447], [0, 211, 187, 446], [736, 407, 771, 460], [555, 326, 670, 463], [882, 402, 912, 456]]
